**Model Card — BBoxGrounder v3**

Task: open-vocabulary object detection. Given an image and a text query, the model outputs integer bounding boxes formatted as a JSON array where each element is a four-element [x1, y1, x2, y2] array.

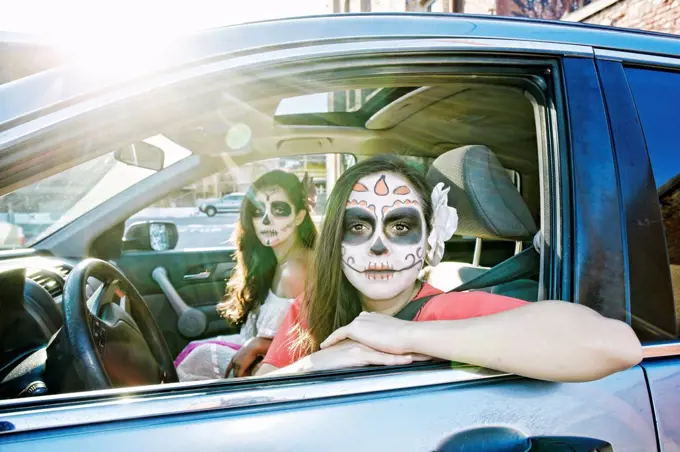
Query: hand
[[225, 337, 273, 378], [320, 311, 418, 355], [304, 339, 426, 373]]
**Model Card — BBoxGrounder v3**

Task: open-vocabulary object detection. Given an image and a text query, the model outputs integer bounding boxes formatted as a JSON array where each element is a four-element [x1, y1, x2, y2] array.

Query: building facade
[[562, 0, 680, 35], [495, 0, 592, 18], [330, 0, 495, 13]]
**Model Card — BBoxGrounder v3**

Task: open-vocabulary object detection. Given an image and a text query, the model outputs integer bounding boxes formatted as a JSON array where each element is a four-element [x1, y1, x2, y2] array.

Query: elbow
[[581, 319, 643, 382], [548, 302, 643, 382], [606, 320, 643, 371]]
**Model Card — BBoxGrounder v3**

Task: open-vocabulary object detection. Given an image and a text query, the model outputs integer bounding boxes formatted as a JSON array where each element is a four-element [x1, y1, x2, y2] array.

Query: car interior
[[0, 73, 548, 399]]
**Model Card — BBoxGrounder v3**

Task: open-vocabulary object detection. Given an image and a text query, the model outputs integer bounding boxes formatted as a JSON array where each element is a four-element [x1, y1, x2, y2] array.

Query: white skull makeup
[[251, 186, 297, 248], [341, 172, 427, 300]]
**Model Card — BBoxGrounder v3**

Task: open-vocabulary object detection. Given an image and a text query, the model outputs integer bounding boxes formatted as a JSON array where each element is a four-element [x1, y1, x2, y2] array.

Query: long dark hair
[[220, 170, 317, 325], [294, 156, 432, 356]]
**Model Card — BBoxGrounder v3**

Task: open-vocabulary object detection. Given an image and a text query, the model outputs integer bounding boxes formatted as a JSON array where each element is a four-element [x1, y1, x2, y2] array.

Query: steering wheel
[[62, 258, 178, 390]]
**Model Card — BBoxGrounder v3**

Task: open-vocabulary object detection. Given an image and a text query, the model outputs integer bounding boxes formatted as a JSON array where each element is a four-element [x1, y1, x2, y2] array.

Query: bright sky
[[1, 0, 330, 34]]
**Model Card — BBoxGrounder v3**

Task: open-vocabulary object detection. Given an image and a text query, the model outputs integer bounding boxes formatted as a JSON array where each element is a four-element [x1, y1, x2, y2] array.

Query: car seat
[[425, 145, 540, 301]]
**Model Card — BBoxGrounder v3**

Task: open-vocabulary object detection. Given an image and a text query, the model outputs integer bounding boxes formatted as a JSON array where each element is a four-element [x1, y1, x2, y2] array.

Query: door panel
[[0, 367, 657, 451], [114, 247, 238, 353], [115, 248, 236, 297]]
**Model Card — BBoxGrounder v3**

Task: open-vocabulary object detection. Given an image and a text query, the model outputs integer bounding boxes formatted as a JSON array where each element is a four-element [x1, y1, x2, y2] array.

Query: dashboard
[[0, 252, 82, 397]]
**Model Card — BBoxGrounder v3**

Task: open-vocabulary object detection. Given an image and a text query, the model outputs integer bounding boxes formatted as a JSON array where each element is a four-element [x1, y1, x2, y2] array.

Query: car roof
[[2, 13, 680, 130]]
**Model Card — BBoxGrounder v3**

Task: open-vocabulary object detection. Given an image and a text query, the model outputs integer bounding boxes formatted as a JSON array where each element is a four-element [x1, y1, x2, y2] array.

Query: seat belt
[[394, 294, 438, 321], [452, 245, 540, 292], [395, 240, 541, 321]]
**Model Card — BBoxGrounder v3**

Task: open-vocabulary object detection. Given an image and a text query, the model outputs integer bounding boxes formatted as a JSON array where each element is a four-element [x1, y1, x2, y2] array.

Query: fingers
[[231, 349, 263, 378], [225, 360, 234, 378], [365, 351, 414, 366], [229, 350, 245, 378], [410, 354, 433, 362], [320, 326, 351, 349], [237, 355, 256, 378]]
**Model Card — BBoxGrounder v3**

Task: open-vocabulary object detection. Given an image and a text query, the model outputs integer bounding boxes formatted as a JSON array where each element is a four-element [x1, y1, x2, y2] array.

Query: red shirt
[[262, 283, 527, 369]]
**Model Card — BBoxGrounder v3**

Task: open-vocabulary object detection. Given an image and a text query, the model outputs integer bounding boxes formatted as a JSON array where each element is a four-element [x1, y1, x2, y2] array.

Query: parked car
[[198, 192, 245, 216], [0, 13, 678, 451]]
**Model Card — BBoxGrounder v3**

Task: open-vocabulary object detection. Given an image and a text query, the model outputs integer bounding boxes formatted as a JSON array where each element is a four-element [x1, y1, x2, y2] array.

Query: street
[[126, 209, 239, 249]]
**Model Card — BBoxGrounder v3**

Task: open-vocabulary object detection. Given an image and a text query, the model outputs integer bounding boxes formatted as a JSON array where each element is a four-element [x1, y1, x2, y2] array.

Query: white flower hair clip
[[426, 182, 458, 267]]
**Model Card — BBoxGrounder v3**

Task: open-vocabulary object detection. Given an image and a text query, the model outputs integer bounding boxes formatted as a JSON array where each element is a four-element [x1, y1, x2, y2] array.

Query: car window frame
[[595, 57, 679, 343], [0, 40, 581, 432]]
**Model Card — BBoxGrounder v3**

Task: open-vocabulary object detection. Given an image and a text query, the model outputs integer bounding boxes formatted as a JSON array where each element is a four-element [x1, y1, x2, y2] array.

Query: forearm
[[264, 354, 323, 376], [406, 301, 643, 382], [254, 355, 318, 376]]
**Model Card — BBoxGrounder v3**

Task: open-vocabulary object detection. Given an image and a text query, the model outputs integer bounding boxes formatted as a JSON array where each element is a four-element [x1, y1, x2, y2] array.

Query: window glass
[[626, 67, 680, 314], [2, 77, 546, 400], [0, 135, 190, 248], [125, 153, 356, 250]]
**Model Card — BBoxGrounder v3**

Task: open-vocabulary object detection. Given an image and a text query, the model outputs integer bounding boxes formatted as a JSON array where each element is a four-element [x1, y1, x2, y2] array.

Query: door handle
[[183, 270, 211, 281], [435, 426, 612, 452]]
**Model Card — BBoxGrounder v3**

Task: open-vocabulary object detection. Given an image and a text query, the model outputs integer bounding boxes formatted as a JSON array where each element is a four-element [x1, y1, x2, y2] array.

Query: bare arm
[[277, 257, 308, 299], [323, 301, 643, 383], [254, 340, 423, 377]]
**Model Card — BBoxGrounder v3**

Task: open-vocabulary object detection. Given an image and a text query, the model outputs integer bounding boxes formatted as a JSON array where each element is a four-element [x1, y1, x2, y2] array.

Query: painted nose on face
[[369, 237, 388, 255], [262, 214, 271, 226]]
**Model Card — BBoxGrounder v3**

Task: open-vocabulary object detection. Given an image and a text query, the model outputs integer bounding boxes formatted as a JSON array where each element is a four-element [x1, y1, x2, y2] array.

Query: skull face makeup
[[341, 172, 426, 300], [250, 186, 298, 248]]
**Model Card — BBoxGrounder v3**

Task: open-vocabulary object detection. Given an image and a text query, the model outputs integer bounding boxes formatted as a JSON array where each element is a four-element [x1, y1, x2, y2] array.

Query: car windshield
[[0, 135, 191, 248]]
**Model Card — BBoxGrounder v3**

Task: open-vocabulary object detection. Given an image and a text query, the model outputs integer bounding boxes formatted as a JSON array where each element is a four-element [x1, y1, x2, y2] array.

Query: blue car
[[0, 13, 678, 451]]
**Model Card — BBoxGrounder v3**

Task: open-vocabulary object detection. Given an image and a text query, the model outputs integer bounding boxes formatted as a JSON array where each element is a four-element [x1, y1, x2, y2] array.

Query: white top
[[239, 290, 294, 341]]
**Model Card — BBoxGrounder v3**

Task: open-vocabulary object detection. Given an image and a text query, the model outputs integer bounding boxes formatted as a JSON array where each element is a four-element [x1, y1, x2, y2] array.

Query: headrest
[[426, 145, 537, 241]]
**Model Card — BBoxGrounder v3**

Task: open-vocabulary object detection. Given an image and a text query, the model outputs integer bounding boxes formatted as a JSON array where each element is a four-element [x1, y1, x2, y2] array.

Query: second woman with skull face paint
[[175, 170, 316, 381], [255, 156, 642, 383]]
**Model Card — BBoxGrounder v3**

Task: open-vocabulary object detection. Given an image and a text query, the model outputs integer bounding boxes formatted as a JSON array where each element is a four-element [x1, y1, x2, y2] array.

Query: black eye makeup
[[343, 207, 376, 244], [382, 207, 423, 244], [271, 201, 292, 217], [391, 222, 411, 234], [249, 201, 266, 218]]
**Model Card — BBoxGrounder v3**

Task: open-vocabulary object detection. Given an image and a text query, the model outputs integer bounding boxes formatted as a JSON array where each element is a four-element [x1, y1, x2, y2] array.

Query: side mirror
[[123, 221, 178, 252], [114, 142, 164, 171]]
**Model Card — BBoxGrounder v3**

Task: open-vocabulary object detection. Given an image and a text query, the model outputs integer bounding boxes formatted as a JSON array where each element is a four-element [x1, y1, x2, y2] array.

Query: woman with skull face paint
[[256, 156, 642, 383], [175, 170, 316, 381]]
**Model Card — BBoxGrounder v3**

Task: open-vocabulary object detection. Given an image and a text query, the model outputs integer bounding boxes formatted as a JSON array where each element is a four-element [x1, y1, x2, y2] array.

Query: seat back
[[425, 145, 539, 300]]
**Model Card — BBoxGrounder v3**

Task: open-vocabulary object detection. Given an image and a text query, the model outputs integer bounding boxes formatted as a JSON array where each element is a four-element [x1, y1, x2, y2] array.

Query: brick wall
[[575, 0, 680, 33], [496, 0, 592, 19]]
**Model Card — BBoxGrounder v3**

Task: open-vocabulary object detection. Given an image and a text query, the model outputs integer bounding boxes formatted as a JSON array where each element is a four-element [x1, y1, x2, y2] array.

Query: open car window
[[0, 50, 556, 404], [0, 136, 191, 248]]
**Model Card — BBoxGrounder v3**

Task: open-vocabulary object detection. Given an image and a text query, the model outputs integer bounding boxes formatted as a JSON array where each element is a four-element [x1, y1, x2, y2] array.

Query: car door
[[596, 52, 680, 450], [115, 244, 238, 355], [0, 15, 663, 451]]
